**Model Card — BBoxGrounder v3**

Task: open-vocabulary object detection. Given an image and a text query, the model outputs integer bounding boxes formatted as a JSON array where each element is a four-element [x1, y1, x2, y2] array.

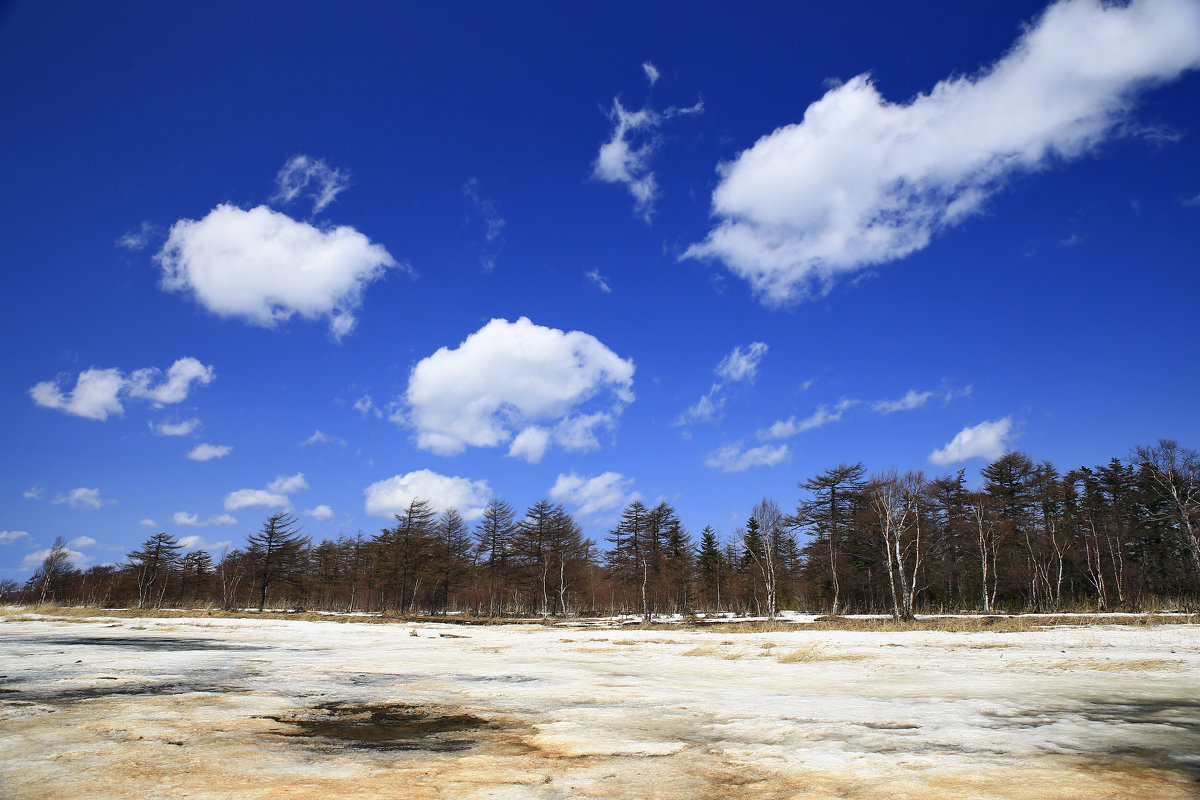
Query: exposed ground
[[2, 609, 1198, 799]]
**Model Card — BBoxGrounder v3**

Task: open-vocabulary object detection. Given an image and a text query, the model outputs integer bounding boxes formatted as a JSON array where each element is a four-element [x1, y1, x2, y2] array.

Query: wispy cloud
[[677, 343, 768, 426], [186, 443, 231, 461], [302, 430, 346, 447], [173, 511, 238, 528], [585, 269, 613, 294], [705, 441, 789, 473], [594, 66, 704, 222], [115, 221, 161, 251], [463, 177, 506, 272], [758, 398, 858, 440], [52, 487, 110, 510], [272, 154, 349, 215]]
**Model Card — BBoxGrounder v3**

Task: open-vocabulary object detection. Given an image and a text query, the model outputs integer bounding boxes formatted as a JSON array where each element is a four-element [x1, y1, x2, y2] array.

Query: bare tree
[[35, 537, 73, 603], [746, 498, 784, 620], [869, 472, 925, 621]]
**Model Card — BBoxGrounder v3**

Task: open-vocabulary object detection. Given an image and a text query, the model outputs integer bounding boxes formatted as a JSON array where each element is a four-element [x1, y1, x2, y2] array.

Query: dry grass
[[5, 604, 1197, 633], [690, 614, 1199, 634], [682, 645, 721, 657], [776, 644, 871, 664]]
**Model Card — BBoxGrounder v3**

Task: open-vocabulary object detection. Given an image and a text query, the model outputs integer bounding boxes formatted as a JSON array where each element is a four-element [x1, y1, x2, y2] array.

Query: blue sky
[[3, 0, 1199, 577]]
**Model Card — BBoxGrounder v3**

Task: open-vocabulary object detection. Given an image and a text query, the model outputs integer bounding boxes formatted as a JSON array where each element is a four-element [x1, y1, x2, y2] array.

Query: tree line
[[11, 439, 1198, 619]]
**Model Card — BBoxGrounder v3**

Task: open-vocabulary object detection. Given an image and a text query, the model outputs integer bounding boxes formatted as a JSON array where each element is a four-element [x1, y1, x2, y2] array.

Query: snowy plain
[[1, 612, 1198, 799]]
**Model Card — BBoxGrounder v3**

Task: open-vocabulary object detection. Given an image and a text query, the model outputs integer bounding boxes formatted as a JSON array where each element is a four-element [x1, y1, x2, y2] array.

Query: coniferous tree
[[128, 532, 183, 608], [474, 498, 517, 614], [247, 512, 309, 611], [374, 499, 436, 613], [792, 463, 867, 615]]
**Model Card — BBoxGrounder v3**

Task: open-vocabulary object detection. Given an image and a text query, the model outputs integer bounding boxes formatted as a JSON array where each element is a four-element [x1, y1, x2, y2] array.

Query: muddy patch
[[261, 701, 498, 752], [7, 635, 257, 652]]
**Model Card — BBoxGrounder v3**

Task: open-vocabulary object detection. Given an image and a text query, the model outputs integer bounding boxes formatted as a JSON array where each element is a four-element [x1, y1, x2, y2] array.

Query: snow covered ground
[[1, 613, 1197, 799]]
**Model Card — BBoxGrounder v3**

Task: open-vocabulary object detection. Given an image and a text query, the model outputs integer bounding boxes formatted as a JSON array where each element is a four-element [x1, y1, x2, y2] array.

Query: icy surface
[[1, 614, 1198, 798]]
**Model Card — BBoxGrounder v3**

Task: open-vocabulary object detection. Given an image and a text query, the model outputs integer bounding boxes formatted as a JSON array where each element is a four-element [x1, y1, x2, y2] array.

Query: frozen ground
[[1, 613, 1198, 799]]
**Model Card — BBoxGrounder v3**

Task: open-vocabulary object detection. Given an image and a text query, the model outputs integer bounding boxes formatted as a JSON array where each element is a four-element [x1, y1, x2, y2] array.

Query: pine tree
[[374, 499, 435, 613], [696, 526, 724, 611], [128, 532, 183, 608], [247, 512, 309, 611]]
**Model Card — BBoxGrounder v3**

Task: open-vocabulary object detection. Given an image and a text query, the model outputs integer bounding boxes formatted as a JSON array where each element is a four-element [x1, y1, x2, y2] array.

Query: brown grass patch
[[681, 645, 720, 657], [776, 644, 871, 664]]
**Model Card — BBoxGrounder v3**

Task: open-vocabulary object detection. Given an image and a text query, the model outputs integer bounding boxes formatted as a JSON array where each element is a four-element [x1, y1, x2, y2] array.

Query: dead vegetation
[[4, 604, 1197, 633], [776, 644, 871, 664]]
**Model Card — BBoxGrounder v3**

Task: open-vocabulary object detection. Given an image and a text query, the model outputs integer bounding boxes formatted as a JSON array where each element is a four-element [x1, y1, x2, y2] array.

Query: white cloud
[[507, 426, 552, 464], [758, 398, 858, 440], [223, 472, 307, 512], [68, 536, 96, 548], [929, 417, 1016, 466], [354, 394, 383, 419], [304, 505, 334, 521], [186, 443, 231, 461], [677, 342, 769, 426], [549, 472, 638, 518], [585, 269, 613, 294], [116, 221, 159, 251], [643, 61, 660, 86], [31, 367, 125, 421], [715, 342, 768, 383], [405, 317, 634, 462], [174, 511, 238, 528], [0, 531, 30, 544], [23, 486, 43, 500], [155, 418, 201, 436], [272, 154, 349, 214], [302, 430, 345, 447], [1182, 192, 1200, 207], [127, 357, 215, 405], [594, 98, 660, 221], [872, 389, 936, 415], [139, 518, 157, 527], [53, 487, 108, 510], [269, 473, 309, 494], [463, 178, 506, 243], [685, 0, 1200, 305], [157, 204, 402, 339], [364, 469, 491, 521], [176, 533, 232, 552], [677, 385, 725, 425], [224, 489, 289, 512], [705, 441, 790, 473], [31, 358, 215, 421]]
